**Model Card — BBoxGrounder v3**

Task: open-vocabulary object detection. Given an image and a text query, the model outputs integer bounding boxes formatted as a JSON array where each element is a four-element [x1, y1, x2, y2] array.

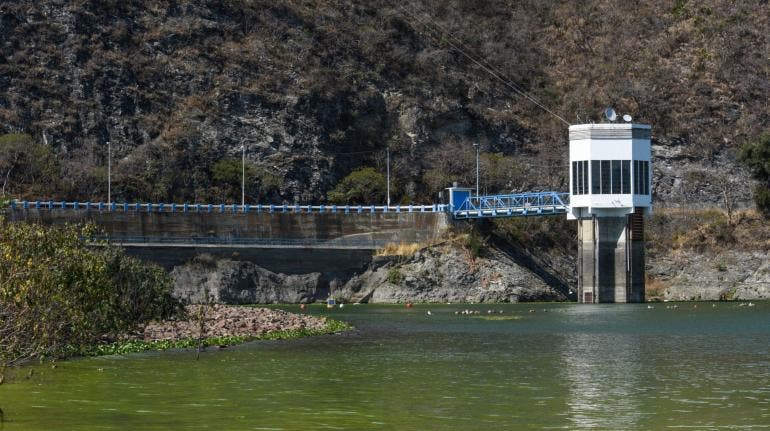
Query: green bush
[[0, 219, 181, 366], [328, 167, 387, 204], [387, 267, 404, 285]]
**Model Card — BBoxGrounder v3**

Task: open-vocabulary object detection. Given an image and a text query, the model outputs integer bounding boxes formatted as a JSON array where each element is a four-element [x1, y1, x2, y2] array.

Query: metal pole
[[386, 148, 391, 206], [473, 143, 480, 197], [107, 141, 111, 206], [241, 145, 245, 211]]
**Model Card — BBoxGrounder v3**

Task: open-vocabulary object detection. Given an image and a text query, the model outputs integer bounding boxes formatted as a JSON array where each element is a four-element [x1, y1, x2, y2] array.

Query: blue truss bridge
[[9, 190, 569, 220], [451, 191, 569, 219]]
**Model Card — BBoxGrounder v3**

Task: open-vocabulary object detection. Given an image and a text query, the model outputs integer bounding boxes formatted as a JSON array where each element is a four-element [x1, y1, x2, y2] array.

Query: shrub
[[0, 219, 181, 366], [387, 267, 404, 285]]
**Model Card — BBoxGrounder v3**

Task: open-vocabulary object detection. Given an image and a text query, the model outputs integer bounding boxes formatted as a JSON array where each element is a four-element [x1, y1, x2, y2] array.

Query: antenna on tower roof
[[604, 107, 617, 122]]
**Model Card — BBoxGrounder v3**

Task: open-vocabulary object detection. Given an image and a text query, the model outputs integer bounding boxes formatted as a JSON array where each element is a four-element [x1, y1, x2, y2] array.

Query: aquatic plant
[[80, 319, 352, 357]]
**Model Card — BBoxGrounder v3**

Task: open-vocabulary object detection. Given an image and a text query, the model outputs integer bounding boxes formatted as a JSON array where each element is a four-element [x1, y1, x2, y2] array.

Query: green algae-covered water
[[1, 302, 769, 430]]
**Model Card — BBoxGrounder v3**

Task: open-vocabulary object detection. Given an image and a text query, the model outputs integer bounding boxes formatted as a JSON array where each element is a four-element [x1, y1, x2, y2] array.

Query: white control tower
[[568, 118, 652, 303]]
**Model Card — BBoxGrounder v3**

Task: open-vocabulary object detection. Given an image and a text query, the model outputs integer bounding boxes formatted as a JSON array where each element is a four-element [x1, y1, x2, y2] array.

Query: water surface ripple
[[1, 302, 768, 430]]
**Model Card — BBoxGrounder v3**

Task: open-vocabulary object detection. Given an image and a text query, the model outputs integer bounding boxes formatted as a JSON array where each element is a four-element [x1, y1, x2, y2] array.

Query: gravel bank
[[142, 304, 329, 341]]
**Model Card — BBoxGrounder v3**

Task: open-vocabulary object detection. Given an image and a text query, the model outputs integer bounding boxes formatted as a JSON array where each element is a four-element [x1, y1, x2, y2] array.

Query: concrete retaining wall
[[8, 209, 449, 243], [7, 209, 451, 277]]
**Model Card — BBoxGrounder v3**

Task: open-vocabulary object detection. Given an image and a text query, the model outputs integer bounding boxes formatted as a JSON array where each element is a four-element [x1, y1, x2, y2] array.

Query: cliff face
[[1, 1, 768, 207]]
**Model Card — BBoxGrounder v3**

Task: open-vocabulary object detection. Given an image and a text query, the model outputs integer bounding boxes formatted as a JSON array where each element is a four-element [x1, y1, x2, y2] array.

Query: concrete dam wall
[[7, 208, 450, 274]]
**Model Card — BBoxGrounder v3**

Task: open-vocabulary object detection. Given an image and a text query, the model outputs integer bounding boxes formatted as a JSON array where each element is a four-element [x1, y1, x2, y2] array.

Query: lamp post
[[107, 141, 111, 206], [241, 145, 245, 211], [386, 147, 391, 207], [473, 143, 480, 197]]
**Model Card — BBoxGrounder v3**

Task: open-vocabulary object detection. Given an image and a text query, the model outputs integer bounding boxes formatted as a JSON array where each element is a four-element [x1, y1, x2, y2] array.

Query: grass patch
[[78, 319, 352, 357]]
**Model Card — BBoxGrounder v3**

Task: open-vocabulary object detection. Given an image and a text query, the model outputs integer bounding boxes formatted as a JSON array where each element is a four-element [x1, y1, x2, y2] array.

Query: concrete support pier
[[577, 210, 645, 303]]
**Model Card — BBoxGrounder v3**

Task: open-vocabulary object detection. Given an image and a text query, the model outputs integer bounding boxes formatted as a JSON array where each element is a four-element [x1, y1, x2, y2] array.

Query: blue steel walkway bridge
[[9, 191, 569, 220]]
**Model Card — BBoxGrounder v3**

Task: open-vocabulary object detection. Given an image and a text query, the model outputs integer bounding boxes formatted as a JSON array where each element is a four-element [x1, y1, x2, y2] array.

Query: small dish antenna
[[622, 114, 633, 122], [604, 107, 617, 122]]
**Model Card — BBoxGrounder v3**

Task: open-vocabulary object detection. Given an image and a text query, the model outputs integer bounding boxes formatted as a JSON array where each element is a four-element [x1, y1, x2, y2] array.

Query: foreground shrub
[[0, 219, 181, 366]]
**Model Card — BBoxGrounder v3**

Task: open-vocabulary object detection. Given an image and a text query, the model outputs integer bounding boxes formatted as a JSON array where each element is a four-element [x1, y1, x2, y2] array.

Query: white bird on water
[[426, 310, 432, 316]]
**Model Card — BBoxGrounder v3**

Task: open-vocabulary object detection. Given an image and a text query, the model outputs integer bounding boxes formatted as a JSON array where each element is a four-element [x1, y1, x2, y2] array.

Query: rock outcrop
[[171, 254, 324, 304], [170, 243, 571, 304], [335, 246, 569, 303], [649, 251, 770, 301]]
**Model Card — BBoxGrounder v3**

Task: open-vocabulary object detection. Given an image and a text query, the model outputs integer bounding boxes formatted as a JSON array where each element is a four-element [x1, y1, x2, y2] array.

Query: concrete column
[[577, 213, 645, 303]]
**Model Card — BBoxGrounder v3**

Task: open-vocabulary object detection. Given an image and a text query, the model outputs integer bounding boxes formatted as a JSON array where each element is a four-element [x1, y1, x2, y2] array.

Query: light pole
[[473, 143, 480, 197], [107, 141, 111, 206], [241, 145, 245, 211], [386, 147, 391, 206]]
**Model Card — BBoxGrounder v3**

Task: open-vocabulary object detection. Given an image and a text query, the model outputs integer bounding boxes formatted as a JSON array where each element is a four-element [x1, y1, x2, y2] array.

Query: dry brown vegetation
[[647, 208, 770, 254], [375, 242, 424, 257], [645, 276, 669, 302]]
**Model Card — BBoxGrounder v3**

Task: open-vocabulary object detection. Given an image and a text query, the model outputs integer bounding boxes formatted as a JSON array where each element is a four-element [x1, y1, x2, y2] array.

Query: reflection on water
[[562, 331, 643, 429]]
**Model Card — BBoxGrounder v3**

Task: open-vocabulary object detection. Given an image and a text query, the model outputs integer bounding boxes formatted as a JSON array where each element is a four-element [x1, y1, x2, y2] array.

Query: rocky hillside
[[1, 1, 768, 206]]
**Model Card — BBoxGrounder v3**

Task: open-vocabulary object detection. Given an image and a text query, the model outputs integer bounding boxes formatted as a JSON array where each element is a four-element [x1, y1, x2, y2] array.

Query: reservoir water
[[1, 302, 769, 430]]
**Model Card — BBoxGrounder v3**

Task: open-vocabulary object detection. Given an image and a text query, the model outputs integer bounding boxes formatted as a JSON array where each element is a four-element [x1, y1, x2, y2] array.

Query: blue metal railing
[[9, 193, 569, 220], [452, 191, 569, 219], [9, 200, 447, 214]]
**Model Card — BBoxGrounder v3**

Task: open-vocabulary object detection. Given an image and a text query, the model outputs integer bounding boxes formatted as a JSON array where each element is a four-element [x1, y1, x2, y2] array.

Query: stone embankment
[[142, 304, 329, 341]]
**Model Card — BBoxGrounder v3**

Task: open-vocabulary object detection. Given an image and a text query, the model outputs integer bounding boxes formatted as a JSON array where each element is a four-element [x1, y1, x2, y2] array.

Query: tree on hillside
[[739, 132, 770, 216], [328, 167, 387, 204], [212, 158, 255, 202], [0, 134, 57, 197]]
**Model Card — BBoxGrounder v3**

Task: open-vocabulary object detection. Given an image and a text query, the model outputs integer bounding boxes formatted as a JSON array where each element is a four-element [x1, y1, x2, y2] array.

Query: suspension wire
[[392, 2, 571, 126]]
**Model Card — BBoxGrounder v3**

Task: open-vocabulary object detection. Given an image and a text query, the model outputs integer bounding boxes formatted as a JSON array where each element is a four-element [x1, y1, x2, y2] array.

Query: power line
[[392, 2, 570, 126]]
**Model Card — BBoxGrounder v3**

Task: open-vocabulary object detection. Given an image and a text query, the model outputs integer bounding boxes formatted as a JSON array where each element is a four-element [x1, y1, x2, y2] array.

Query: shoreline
[[82, 304, 351, 357]]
